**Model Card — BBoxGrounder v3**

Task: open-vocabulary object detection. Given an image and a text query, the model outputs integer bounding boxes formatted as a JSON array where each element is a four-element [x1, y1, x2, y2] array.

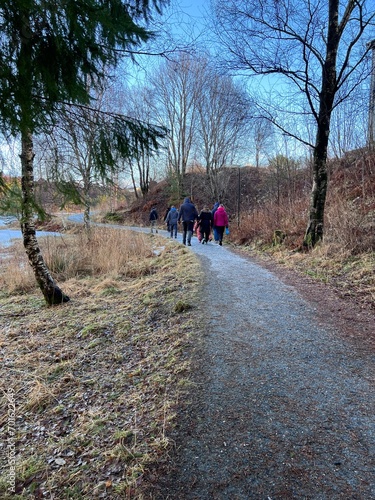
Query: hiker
[[197, 206, 213, 244], [178, 197, 198, 246], [149, 206, 158, 233], [163, 205, 171, 232], [165, 205, 179, 238], [213, 204, 229, 246], [212, 201, 220, 243]]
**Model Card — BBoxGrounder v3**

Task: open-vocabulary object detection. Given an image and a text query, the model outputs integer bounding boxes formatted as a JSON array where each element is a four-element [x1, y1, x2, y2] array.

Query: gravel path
[[150, 234, 375, 499]]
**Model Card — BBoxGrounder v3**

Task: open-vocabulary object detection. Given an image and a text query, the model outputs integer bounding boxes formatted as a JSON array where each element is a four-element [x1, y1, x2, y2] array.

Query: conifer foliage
[[0, 0, 168, 305]]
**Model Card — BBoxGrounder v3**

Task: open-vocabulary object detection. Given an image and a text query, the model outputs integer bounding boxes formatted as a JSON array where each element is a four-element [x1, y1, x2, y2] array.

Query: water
[[0, 216, 17, 227], [0, 217, 62, 248]]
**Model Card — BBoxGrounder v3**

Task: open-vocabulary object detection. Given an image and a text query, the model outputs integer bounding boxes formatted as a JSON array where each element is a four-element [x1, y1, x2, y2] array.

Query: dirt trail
[[147, 236, 375, 499]]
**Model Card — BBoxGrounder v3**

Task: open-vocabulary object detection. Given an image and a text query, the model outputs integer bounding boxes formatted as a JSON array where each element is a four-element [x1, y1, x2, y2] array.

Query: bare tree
[[124, 85, 166, 197], [194, 61, 251, 200], [253, 118, 274, 168], [212, 0, 375, 247], [329, 90, 369, 157], [48, 104, 104, 232], [150, 52, 203, 195], [267, 154, 302, 207], [149, 53, 252, 200], [44, 84, 154, 231]]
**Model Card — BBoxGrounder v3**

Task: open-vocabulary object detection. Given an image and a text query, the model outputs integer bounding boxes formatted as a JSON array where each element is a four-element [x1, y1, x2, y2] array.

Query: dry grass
[[240, 241, 375, 311], [230, 198, 308, 249], [0, 241, 36, 293], [0, 227, 155, 293], [227, 189, 374, 311], [325, 193, 375, 254], [0, 228, 203, 499]]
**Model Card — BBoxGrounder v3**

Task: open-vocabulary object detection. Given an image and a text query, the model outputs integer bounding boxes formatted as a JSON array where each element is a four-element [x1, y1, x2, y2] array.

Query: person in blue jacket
[[178, 197, 198, 246], [211, 201, 220, 243], [165, 205, 179, 238]]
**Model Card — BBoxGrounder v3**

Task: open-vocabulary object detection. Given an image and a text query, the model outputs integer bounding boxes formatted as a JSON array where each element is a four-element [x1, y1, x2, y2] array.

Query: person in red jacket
[[213, 204, 229, 246]]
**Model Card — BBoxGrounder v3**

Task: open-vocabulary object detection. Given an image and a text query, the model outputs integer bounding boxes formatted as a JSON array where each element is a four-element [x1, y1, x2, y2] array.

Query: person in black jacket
[[149, 206, 158, 233], [197, 207, 213, 244], [163, 205, 171, 232], [178, 197, 198, 246]]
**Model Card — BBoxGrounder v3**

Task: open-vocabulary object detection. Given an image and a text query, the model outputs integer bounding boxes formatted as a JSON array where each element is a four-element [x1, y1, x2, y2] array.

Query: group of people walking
[[149, 198, 229, 246]]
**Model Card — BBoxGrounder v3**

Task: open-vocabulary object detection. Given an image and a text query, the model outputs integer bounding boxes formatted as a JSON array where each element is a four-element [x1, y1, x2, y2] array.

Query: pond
[[0, 217, 62, 248]]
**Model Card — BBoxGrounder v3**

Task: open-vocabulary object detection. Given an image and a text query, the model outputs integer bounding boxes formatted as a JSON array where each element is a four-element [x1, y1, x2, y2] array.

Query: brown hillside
[[107, 152, 374, 252]]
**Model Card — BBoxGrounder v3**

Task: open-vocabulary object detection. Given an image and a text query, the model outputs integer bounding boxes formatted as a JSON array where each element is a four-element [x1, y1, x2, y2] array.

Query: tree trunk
[[21, 130, 70, 305], [303, 0, 339, 248], [83, 178, 91, 233], [83, 201, 91, 232], [207, 169, 218, 201], [303, 140, 328, 248], [129, 162, 139, 199]]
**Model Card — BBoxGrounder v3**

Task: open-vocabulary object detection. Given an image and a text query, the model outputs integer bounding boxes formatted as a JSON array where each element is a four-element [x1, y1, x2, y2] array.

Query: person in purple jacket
[[213, 204, 229, 246]]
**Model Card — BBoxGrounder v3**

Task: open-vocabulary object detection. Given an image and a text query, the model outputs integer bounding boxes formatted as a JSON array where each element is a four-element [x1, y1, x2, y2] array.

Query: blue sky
[[161, 0, 209, 41], [166, 0, 208, 17]]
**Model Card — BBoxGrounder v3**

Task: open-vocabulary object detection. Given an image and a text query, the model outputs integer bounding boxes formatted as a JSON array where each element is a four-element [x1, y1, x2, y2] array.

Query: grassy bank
[[238, 242, 375, 311], [0, 227, 202, 498]]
